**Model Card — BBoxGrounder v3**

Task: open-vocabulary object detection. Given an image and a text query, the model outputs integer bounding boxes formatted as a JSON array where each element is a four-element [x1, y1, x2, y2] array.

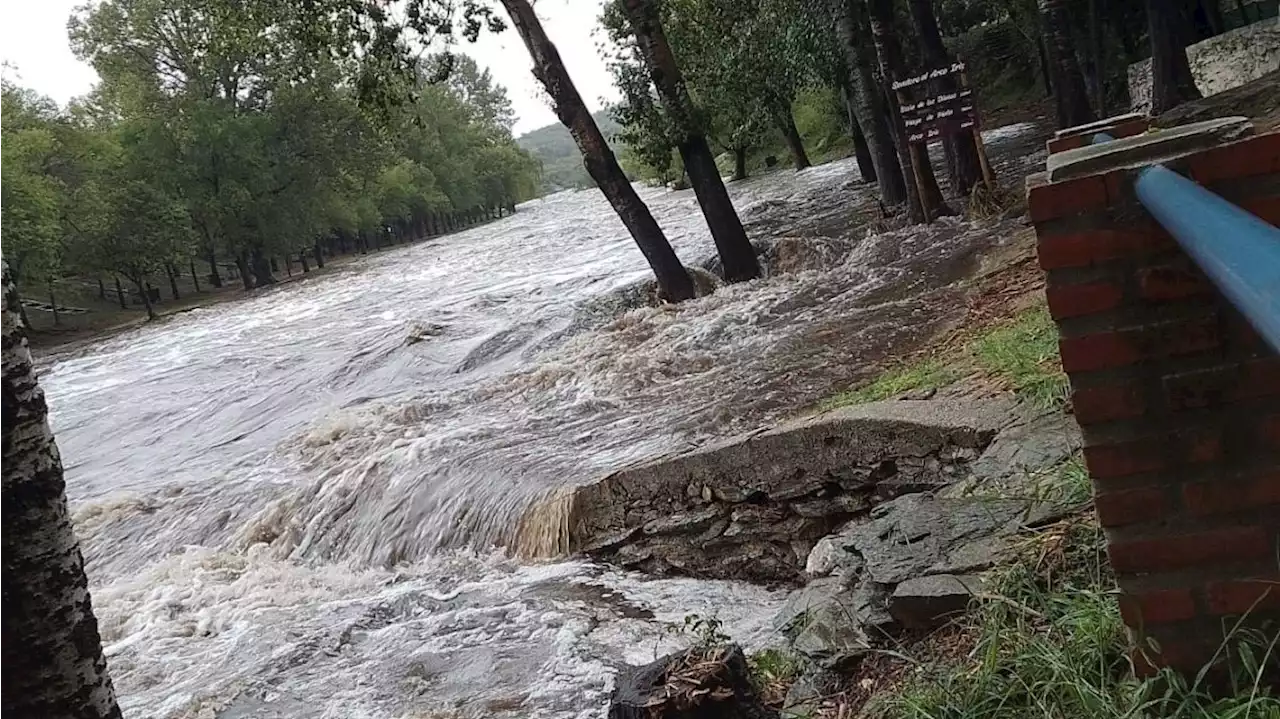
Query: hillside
[[516, 109, 622, 194]]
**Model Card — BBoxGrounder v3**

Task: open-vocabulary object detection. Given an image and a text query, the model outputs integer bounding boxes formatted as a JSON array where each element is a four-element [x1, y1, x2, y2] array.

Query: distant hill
[[516, 109, 622, 194]]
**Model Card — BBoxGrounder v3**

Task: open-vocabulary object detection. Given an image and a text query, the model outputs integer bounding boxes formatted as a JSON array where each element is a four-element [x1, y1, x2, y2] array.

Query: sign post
[[891, 60, 994, 194]]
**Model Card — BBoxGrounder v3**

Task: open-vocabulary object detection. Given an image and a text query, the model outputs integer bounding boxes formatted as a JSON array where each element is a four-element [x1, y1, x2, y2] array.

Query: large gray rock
[[889, 574, 983, 630], [550, 398, 1004, 583]]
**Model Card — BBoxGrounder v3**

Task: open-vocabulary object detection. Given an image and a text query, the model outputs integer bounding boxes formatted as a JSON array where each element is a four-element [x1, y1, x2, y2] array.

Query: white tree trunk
[[2, 258, 123, 719]]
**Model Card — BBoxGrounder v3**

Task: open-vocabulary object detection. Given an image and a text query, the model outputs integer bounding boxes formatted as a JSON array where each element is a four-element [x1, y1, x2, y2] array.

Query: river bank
[[44, 114, 1067, 719]]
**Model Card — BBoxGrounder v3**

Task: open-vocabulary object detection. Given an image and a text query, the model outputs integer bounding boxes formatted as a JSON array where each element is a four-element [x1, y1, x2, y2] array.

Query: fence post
[[1026, 117, 1280, 686]]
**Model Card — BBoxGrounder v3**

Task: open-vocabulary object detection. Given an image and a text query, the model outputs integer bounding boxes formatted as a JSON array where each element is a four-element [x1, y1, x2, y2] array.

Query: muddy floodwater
[[42, 122, 1045, 719]]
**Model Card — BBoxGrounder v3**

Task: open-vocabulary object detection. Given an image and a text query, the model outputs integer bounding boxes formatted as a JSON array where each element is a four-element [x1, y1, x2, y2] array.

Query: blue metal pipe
[[1092, 132, 1280, 353]]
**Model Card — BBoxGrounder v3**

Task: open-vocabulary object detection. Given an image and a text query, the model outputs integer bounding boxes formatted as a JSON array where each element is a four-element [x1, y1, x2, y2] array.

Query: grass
[[817, 303, 1067, 412], [819, 359, 958, 410], [751, 648, 803, 707], [866, 519, 1280, 719], [970, 305, 1069, 409]]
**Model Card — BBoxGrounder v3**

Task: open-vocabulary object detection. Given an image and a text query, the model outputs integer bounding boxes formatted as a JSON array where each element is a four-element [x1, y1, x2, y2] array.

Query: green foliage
[[2, 0, 540, 304], [670, 613, 732, 648], [819, 359, 958, 410], [970, 306, 1069, 409], [871, 520, 1280, 718]]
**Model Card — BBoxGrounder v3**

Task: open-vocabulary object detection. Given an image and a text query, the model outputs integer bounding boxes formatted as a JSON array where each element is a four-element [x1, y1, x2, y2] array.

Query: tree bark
[[732, 147, 749, 181], [300, 252, 310, 273], [235, 252, 254, 291], [48, 282, 60, 327], [114, 276, 127, 309], [620, 0, 761, 283], [250, 249, 277, 287], [777, 104, 811, 170], [907, 0, 982, 195], [1147, 0, 1203, 114], [131, 276, 156, 320], [500, 0, 698, 300], [206, 250, 222, 288], [97, 277, 106, 300], [165, 263, 181, 300], [1037, 35, 1054, 96], [1039, 0, 1098, 128], [189, 261, 201, 292], [835, 0, 905, 204], [867, 0, 951, 222], [1088, 0, 1106, 115], [841, 85, 878, 183], [2, 260, 123, 719], [314, 242, 326, 269]]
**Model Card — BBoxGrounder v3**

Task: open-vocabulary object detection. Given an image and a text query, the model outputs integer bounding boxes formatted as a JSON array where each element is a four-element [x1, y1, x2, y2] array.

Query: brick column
[[1027, 120, 1280, 684]]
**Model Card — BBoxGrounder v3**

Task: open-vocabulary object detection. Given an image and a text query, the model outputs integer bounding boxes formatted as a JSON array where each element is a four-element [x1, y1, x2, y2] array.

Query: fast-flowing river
[[42, 123, 1043, 719]]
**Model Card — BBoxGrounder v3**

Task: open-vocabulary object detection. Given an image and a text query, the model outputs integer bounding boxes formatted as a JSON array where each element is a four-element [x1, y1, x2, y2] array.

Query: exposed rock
[[554, 398, 1004, 583], [889, 574, 983, 630], [608, 645, 777, 719], [782, 666, 844, 717]]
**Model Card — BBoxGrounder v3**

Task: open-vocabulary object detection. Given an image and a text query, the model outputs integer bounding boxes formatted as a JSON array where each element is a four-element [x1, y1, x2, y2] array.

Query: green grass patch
[[819, 359, 958, 410], [971, 305, 1069, 409], [869, 520, 1280, 719]]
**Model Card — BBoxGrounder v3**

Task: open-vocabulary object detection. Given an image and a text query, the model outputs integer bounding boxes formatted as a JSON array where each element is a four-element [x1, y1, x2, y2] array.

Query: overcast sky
[[0, 0, 620, 136]]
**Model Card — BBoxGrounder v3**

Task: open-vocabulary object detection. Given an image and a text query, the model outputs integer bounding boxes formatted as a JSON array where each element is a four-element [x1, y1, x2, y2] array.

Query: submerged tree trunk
[[732, 147, 749, 181], [867, 0, 951, 222], [114, 276, 127, 309], [235, 253, 254, 291], [501, 0, 698, 301], [1040, 0, 1098, 128], [835, 0, 905, 204], [907, 0, 982, 195], [777, 104, 811, 170], [1147, 0, 1202, 114], [621, 0, 761, 283], [2, 261, 124, 719]]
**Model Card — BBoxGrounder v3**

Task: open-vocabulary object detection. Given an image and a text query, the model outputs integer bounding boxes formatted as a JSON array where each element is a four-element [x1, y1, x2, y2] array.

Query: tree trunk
[[300, 252, 310, 273], [114, 276, 127, 309], [165, 263, 181, 300], [314, 242, 325, 269], [1147, 0, 1202, 114], [189, 261, 201, 292], [867, 0, 951, 222], [835, 0, 906, 205], [777, 104, 811, 170], [1040, 0, 1098, 128], [907, 0, 982, 195], [132, 276, 156, 320], [1037, 35, 1054, 96], [97, 277, 106, 300], [284, 255, 293, 278], [500, 0, 698, 301], [732, 147, 749, 181], [1088, 0, 1106, 115], [620, 0, 762, 283], [48, 282, 60, 327], [207, 250, 222, 288], [2, 261, 124, 719], [841, 85, 878, 183], [250, 249, 277, 287], [235, 253, 254, 291]]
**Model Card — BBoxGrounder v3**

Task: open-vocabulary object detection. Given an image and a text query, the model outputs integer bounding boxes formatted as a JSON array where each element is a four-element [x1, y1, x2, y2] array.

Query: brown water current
[[41, 122, 1046, 718]]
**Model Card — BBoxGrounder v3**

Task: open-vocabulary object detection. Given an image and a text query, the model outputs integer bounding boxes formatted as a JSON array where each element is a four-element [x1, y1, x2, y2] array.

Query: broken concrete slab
[[1046, 116, 1253, 181], [550, 398, 1004, 583]]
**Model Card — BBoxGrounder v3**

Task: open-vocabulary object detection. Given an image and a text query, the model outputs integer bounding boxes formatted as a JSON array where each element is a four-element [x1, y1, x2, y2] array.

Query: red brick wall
[[1028, 130, 1280, 682]]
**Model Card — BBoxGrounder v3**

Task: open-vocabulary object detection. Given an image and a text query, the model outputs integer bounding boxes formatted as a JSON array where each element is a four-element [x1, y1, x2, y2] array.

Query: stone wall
[[1128, 20, 1280, 114]]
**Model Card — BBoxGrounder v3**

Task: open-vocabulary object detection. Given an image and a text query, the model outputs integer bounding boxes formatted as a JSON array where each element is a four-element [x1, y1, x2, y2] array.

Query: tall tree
[[1038, 0, 1097, 128], [619, 0, 762, 283], [1147, 0, 1202, 114], [833, 0, 906, 205], [499, 0, 697, 301], [2, 259, 123, 719], [906, 0, 982, 195], [865, 0, 951, 222]]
